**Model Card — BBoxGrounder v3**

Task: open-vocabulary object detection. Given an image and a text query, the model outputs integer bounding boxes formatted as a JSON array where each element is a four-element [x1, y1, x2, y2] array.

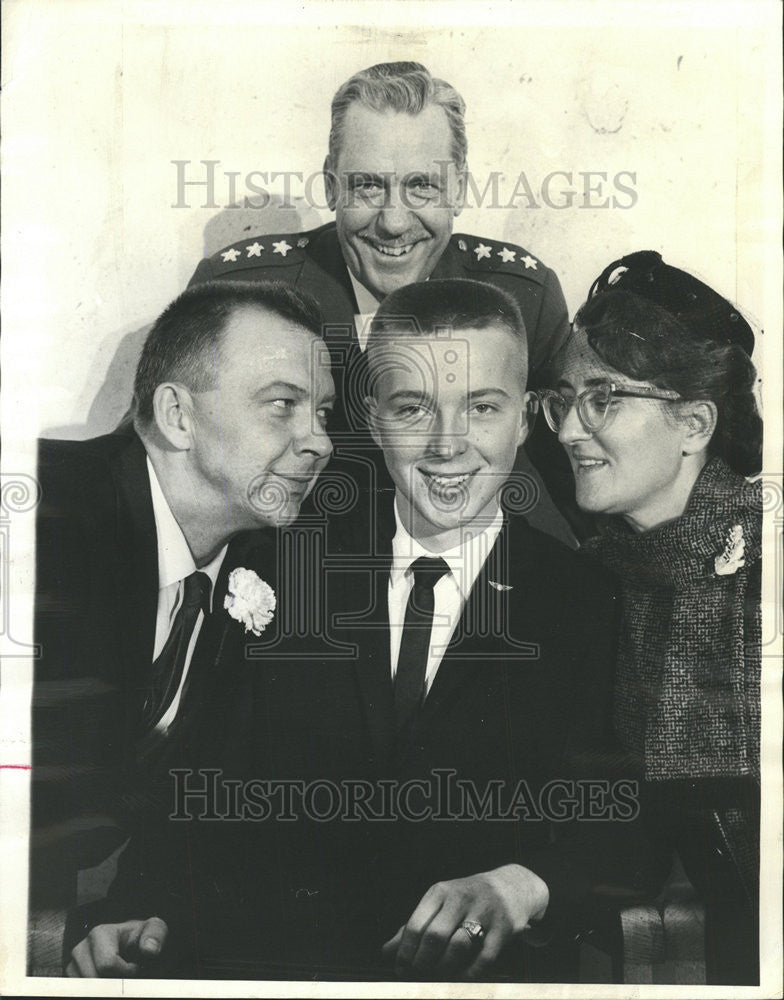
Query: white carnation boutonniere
[[224, 567, 276, 635], [714, 524, 746, 576]]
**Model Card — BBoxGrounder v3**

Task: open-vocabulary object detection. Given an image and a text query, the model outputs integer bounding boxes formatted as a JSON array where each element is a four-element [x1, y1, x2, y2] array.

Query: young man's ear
[[516, 391, 539, 448], [151, 383, 196, 450], [680, 399, 718, 456], [364, 394, 382, 449], [323, 156, 339, 212]]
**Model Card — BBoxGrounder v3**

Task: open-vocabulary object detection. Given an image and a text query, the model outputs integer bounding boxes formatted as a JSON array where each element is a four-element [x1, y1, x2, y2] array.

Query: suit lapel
[[191, 529, 278, 706], [109, 433, 159, 744], [177, 530, 277, 762], [418, 518, 536, 723], [341, 510, 397, 768], [298, 226, 357, 330], [431, 240, 462, 280], [297, 228, 367, 436], [187, 542, 236, 696], [175, 558, 236, 758], [346, 513, 529, 760]]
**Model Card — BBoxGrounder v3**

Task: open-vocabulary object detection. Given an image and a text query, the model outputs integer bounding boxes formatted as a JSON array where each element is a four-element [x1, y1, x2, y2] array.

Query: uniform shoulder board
[[205, 228, 317, 276], [452, 233, 548, 285]]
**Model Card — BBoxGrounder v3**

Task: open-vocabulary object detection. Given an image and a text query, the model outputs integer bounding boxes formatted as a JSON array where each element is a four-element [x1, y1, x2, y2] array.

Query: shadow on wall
[[41, 195, 326, 440]]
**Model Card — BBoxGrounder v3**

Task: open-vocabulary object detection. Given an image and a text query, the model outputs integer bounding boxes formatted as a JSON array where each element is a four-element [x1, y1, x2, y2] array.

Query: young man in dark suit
[[312, 277, 651, 980], [32, 279, 335, 972]]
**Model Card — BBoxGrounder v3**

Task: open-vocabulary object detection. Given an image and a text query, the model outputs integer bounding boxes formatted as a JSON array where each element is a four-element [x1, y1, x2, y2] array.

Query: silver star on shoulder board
[[221, 248, 241, 263], [498, 247, 516, 263], [246, 242, 264, 257], [521, 254, 538, 270], [474, 243, 492, 261], [272, 240, 293, 257]]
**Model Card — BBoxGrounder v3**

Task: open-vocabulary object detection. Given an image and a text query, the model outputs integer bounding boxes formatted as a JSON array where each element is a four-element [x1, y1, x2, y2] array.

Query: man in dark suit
[[32, 279, 335, 973], [188, 61, 582, 545], [317, 277, 651, 979], [69, 279, 655, 981]]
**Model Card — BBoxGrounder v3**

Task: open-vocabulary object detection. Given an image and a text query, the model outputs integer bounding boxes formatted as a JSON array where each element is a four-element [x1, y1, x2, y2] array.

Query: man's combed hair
[[366, 278, 528, 388], [133, 280, 323, 425], [329, 61, 467, 169]]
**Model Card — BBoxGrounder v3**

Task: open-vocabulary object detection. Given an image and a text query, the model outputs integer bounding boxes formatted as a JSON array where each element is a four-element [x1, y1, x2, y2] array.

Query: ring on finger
[[460, 920, 485, 946]]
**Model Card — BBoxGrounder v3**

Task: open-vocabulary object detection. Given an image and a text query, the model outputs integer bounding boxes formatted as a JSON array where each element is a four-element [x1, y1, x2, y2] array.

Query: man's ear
[[516, 391, 538, 448], [152, 383, 196, 450], [323, 156, 339, 212], [452, 164, 468, 219], [364, 394, 382, 449], [680, 400, 718, 455]]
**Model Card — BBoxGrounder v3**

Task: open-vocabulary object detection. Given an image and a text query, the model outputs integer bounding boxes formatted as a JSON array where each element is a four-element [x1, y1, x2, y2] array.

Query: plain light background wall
[[1, 4, 782, 994], [2, 2, 778, 441]]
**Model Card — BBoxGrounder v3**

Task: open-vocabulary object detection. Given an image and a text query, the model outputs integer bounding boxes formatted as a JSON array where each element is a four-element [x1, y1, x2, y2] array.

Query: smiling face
[[326, 102, 465, 302], [367, 324, 530, 550], [187, 306, 335, 530], [555, 326, 699, 531]]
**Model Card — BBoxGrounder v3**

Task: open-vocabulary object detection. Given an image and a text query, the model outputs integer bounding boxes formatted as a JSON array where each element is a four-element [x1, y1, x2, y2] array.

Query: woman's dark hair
[[572, 288, 762, 476]]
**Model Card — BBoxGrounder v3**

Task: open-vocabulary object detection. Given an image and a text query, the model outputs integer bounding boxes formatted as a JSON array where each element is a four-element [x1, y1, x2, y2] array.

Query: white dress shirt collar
[[387, 497, 505, 692], [348, 271, 381, 353], [349, 271, 433, 352], [349, 270, 382, 315], [390, 498, 504, 599], [147, 456, 227, 608]]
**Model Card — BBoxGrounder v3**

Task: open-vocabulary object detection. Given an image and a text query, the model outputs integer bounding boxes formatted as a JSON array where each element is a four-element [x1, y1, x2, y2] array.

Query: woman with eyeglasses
[[540, 251, 762, 985]]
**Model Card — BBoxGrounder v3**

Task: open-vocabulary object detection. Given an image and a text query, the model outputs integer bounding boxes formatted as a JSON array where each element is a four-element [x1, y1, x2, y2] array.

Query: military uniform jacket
[[188, 221, 570, 382]]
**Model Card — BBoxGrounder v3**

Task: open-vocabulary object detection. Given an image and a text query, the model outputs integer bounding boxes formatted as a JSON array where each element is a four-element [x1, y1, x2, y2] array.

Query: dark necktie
[[142, 570, 211, 732], [394, 556, 450, 733]]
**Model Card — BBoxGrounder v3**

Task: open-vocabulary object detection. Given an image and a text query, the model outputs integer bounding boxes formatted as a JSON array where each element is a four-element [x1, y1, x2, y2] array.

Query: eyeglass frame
[[538, 381, 682, 434]]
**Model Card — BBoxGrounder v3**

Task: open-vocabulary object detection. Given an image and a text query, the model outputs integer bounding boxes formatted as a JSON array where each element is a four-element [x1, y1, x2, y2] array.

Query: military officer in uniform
[[189, 61, 580, 543]]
